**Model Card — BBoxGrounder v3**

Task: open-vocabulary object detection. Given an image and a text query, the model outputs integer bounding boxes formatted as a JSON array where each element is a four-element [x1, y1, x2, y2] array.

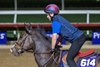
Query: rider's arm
[[52, 33, 58, 49], [52, 21, 61, 49]]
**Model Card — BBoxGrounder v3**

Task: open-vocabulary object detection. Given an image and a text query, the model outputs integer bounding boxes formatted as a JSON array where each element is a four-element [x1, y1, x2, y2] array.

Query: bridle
[[13, 34, 29, 54]]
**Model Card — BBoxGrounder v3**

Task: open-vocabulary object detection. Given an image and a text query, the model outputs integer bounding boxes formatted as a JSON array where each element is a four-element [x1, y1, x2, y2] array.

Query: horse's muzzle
[[10, 47, 21, 56]]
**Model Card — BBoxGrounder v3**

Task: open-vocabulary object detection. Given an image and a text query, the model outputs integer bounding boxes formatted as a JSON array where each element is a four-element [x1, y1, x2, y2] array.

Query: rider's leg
[[66, 34, 86, 67]]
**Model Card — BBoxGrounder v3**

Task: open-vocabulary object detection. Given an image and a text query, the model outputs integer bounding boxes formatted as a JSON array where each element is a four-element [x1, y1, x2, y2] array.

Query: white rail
[[0, 10, 100, 14]]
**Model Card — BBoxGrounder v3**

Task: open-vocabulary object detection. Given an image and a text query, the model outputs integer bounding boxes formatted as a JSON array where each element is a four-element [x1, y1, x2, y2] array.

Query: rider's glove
[[50, 48, 58, 54], [50, 45, 62, 54], [55, 45, 62, 50], [50, 49, 55, 54]]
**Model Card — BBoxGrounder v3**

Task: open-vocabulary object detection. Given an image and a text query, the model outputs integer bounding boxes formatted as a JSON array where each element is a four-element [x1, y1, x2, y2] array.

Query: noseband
[[13, 34, 29, 53]]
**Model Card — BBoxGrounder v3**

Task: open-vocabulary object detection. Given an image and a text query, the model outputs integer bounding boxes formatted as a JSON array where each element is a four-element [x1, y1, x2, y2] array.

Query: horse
[[10, 24, 100, 67], [10, 24, 61, 67]]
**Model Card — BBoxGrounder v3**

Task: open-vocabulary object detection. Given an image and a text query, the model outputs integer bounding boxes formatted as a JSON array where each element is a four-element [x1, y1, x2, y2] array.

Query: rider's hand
[[55, 45, 62, 50], [50, 45, 62, 54], [50, 48, 58, 53], [50, 49, 55, 54]]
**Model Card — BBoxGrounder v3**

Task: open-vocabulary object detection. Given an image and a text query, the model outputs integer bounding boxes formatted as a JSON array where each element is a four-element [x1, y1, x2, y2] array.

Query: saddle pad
[[77, 52, 98, 67], [78, 50, 95, 58]]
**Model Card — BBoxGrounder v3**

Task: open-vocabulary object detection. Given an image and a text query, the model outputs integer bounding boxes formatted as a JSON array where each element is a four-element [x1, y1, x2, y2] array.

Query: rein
[[33, 48, 60, 67], [13, 34, 29, 53], [43, 51, 62, 67], [34, 50, 51, 54]]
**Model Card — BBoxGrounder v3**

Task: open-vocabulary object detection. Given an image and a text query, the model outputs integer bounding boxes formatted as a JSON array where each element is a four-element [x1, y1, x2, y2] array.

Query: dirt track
[[0, 49, 38, 67], [0, 46, 100, 67]]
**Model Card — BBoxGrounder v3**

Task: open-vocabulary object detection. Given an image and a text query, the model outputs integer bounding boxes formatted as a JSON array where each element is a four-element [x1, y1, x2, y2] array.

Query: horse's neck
[[32, 32, 60, 67], [35, 29, 51, 42], [33, 32, 51, 52], [32, 32, 52, 66]]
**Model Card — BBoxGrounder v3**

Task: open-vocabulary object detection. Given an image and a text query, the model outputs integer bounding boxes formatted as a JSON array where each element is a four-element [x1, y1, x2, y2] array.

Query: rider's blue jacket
[[52, 15, 83, 43]]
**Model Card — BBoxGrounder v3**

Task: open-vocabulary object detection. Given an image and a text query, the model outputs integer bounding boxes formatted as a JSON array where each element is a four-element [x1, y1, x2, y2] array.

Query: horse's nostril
[[10, 48, 20, 56]]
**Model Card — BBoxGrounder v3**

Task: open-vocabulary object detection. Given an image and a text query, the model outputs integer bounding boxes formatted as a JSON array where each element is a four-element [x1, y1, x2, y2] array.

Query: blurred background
[[0, 0, 100, 67], [0, 0, 100, 41], [0, 0, 100, 42]]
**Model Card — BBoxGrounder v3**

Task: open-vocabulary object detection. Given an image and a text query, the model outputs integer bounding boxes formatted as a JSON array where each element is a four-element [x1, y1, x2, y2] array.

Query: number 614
[[80, 59, 96, 66]]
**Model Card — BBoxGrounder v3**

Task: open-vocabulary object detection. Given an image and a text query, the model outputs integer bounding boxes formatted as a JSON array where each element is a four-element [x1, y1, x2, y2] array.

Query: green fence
[[0, 14, 100, 23]]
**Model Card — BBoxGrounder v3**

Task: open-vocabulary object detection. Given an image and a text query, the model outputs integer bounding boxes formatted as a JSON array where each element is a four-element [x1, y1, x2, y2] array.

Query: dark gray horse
[[10, 24, 61, 67]]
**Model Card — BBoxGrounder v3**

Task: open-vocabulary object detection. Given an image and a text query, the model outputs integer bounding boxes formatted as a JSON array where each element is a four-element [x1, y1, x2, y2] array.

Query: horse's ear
[[24, 23, 32, 34], [29, 23, 33, 30], [24, 23, 29, 31]]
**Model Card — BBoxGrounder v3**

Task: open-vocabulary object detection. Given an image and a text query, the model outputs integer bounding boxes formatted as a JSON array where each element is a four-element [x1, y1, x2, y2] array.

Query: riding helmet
[[44, 4, 59, 15]]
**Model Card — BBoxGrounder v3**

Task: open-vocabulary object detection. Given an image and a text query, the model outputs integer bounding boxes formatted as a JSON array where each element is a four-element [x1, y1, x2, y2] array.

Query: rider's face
[[47, 13, 54, 21]]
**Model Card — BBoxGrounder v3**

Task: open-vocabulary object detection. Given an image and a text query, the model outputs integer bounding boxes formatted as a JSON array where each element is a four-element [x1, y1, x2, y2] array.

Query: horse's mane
[[34, 27, 51, 42]]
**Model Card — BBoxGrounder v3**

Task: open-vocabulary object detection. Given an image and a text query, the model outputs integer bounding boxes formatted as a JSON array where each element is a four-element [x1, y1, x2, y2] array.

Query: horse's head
[[10, 24, 35, 56], [10, 24, 60, 67]]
